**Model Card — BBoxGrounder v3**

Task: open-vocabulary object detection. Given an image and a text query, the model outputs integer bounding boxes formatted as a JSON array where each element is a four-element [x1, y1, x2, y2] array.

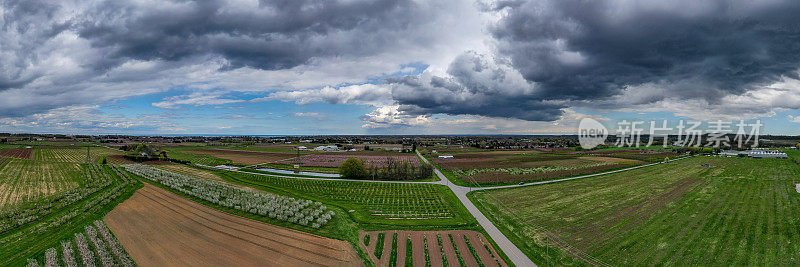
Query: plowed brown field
[[360, 230, 506, 267], [105, 184, 362, 267]]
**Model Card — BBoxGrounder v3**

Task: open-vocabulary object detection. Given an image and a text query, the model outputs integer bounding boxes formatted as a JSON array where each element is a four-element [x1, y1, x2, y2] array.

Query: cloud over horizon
[[385, 0, 800, 122], [2, 0, 800, 134]]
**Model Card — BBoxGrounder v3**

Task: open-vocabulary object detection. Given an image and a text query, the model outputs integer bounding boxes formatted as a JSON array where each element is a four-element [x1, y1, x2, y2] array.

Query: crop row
[[161, 148, 232, 166], [284, 154, 421, 168], [0, 149, 33, 159], [0, 164, 114, 234], [223, 171, 465, 223], [1, 165, 140, 266], [0, 159, 85, 211], [451, 162, 614, 177], [36, 148, 122, 164], [26, 220, 133, 267], [123, 164, 334, 228]]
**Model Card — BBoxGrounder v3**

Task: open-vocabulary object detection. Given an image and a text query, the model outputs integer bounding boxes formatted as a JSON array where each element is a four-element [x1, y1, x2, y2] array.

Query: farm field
[[470, 157, 800, 265], [161, 147, 233, 166], [0, 159, 84, 210], [570, 148, 681, 162], [153, 163, 227, 182], [360, 230, 507, 267], [207, 144, 318, 153], [249, 162, 341, 174], [0, 148, 33, 159], [189, 148, 297, 165], [286, 153, 421, 168], [25, 220, 134, 267], [431, 150, 643, 186], [0, 163, 141, 266], [218, 171, 475, 228], [35, 147, 124, 163], [105, 183, 363, 266], [104, 154, 138, 164]]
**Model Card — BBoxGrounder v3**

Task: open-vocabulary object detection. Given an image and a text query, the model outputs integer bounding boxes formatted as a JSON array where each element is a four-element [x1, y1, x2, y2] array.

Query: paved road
[[418, 151, 536, 266], [201, 152, 692, 267]]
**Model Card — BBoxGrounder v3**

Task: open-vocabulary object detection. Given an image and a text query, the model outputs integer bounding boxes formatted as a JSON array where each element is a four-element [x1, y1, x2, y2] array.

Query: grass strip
[[389, 232, 398, 267], [483, 242, 501, 266], [405, 235, 413, 267], [464, 235, 484, 267], [448, 234, 466, 267], [438, 234, 449, 267], [375, 233, 386, 259], [424, 235, 431, 267]]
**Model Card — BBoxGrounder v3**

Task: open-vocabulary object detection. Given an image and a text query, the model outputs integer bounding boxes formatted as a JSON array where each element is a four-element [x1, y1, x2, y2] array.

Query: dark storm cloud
[[0, 0, 431, 118], [0, 0, 63, 90], [391, 51, 565, 121], [392, 0, 800, 121], [75, 0, 417, 70]]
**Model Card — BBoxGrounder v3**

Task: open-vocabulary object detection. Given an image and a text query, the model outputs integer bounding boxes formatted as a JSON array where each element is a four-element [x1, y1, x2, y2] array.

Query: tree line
[[339, 157, 433, 180]]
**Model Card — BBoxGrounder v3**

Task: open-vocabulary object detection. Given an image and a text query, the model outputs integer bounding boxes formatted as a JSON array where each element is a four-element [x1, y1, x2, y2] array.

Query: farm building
[[748, 151, 788, 158], [719, 150, 740, 156], [314, 145, 340, 151], [718, 150, 788, 158], [438, 155, 454, 159]]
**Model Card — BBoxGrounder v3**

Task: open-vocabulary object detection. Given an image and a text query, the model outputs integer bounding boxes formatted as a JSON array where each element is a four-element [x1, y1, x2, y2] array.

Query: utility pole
[[546, 232, 550, 267]]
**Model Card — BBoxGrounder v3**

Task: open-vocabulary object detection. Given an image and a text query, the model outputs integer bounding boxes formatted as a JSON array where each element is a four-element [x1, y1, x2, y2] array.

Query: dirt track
[[360, 230, 506, 267], [105, 183, 362, 267]]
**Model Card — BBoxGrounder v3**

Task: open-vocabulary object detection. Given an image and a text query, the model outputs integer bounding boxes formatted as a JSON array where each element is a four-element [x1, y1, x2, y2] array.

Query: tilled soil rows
[[0, 149, 32, 159], [360, 230, 507, 267], [105, 183, 362, 266]]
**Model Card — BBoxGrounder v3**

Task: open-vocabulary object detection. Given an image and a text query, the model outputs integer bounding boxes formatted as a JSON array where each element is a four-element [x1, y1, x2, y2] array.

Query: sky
[[2, 0, 800, 135]]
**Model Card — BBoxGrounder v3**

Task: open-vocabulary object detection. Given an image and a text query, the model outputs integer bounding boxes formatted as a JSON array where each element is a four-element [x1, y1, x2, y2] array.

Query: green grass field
[[470, 156, 800, 265]]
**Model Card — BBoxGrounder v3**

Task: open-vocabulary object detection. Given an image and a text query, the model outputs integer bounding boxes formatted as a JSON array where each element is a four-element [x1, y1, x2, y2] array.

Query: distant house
[[314, 145, 340, 151], [438, 155, 454, 159]]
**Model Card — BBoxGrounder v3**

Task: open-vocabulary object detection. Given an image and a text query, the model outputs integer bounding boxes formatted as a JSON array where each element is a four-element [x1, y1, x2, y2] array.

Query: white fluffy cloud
[[152, 91, 245, 109], [0, 105, 181, 134], [261, 84, 392, 106]]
